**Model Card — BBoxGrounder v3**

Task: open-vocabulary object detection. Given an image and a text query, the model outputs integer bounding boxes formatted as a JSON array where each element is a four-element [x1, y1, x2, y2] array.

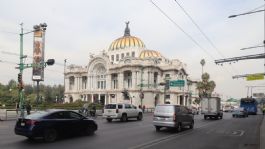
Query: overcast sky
[[0, 0, 264, 99]]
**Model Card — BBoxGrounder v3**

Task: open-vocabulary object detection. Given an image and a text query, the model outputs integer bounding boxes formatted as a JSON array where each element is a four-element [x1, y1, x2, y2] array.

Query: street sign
[[246, 74, 264, 81], [170, 80, 185, 87]]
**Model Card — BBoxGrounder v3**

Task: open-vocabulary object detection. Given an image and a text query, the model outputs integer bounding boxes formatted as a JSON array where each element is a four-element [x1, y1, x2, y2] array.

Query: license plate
[[108, 110, 112, 112], [21, 122, 25, 126]]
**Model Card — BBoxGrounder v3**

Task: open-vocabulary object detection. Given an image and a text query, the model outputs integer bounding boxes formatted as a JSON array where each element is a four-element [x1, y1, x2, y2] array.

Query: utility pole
[[217, 3, 265, 78], [16, 23, 54, 119], [64, 59, 67, 103], [140, 67, 144, 107], [18, 23, 25, 118]]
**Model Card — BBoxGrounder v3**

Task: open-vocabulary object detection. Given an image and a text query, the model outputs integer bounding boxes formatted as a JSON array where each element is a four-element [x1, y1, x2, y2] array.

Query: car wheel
[[121, 114, 127, 122], [27, 137, 35, 141], [204, 115, 207, 120], [137, 113, 143, 121], [189, 121, 194, 129], [155, 126, 161, 132], [85, 125, 95, 135], [176, 123, 182, 132], [107, 118, 112, 122], [43, 128, 57, 142]]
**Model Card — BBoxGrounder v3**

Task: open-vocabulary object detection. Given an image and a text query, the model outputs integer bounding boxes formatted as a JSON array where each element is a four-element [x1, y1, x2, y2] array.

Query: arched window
[[124, 71, 132, 89], [93, 64, 107, 90]]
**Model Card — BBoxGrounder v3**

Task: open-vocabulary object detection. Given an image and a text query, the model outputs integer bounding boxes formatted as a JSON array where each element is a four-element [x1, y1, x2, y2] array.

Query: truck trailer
[[201, 97, 223, 120]]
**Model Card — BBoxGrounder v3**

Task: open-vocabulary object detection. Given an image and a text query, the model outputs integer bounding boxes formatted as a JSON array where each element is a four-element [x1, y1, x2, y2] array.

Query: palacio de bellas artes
[[64, 22, 198, 108]]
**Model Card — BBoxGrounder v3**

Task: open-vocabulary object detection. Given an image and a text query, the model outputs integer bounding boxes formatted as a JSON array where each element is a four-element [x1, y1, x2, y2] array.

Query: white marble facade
[[64, 22, 193, 108]]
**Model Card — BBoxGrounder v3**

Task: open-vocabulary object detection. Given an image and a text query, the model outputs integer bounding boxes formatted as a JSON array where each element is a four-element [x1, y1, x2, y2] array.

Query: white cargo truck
[[201, 97, 223, 120]]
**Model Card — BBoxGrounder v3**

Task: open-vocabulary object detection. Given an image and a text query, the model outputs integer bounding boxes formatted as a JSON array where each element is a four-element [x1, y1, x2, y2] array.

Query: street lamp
[[159, 79, 170, 104], [228, 9, 264, 18], [229, 4, 265, 73], [17, 22, 52, 119]]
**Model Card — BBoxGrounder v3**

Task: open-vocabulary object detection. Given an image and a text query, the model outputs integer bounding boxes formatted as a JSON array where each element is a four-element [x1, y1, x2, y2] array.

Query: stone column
[[92, 94, 94, 103], [132, 71, 136, 89], [106, 74, 111, 90], [65, 77, 69, 92], [118, 72, 124, 89]]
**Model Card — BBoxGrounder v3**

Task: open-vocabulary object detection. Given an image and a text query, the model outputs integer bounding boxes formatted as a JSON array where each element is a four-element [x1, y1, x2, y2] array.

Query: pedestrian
[[138, 105, 142, 109], [15, 102, 19, 115], [263, 106, 265, 115], [26, 103, 31, 115], [143, 105, 146, 113], [90, 104, 96, 117]]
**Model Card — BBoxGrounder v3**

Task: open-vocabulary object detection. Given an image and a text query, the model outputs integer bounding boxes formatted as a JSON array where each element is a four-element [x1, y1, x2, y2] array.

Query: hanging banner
[[246, 74, 264, 81], [32, 30, 45, 81]]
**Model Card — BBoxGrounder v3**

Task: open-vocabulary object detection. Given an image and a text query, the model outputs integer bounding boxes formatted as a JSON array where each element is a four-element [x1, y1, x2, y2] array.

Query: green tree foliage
[[0, 80, 64, 107], [196, 73, 216, 98]]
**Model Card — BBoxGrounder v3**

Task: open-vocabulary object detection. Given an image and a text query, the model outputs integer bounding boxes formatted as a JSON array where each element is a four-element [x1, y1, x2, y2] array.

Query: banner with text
[[32, 30, 45, 81]]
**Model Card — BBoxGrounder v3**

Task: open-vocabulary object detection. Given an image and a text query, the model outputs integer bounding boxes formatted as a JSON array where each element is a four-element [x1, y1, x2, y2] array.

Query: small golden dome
[[139, 50, 163, 59], [108, 22, 146, 51]]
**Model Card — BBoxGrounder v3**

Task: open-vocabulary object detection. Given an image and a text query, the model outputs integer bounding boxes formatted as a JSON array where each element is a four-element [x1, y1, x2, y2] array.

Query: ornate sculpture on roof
[[124, 21, 130, 36]]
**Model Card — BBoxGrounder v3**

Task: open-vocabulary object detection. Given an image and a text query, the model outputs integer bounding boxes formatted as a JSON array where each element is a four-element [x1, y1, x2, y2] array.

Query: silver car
[[153, 105, 194, 132]]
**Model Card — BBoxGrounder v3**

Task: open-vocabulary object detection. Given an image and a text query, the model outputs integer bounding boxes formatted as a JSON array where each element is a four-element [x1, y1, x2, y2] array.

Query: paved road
[[0, 113, 262, 149]]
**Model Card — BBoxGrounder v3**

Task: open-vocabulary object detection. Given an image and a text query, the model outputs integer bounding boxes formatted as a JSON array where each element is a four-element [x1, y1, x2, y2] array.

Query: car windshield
[[155, 105, 175, 113], [25, 111, 49, 119], [105, 104, 117, 109]]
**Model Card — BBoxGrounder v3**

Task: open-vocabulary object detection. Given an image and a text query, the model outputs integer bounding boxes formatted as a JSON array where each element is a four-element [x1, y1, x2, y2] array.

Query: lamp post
[[200, 59, 205, 76], [17, 23, 54, 119], [159, 77, 170, 104], [229, 4, 265, 73], [64, 59, 67, 103]]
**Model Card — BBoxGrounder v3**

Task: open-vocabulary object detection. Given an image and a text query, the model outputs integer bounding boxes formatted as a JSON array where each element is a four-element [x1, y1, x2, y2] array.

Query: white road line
[[129, 121, 220, 149]]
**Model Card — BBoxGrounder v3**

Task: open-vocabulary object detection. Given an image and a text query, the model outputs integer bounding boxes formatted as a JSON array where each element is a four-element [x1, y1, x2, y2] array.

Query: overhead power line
[[1, 50, 64, 66], [150, 0, 216, 60], [150, 0, 236, 77], [173, 0, 240, 75], [174, 0, 226, 58]]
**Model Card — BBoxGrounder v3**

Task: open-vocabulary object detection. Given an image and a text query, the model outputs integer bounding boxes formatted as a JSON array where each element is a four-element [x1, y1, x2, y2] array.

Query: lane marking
[[128, 121, 221, 149]]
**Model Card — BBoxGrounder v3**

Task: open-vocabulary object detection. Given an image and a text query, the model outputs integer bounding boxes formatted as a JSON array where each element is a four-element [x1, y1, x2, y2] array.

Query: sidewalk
[[261, 115, 265, 149]]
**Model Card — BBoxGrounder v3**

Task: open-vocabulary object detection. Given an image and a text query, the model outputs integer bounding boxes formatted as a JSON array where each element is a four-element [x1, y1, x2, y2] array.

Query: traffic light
[[46, 59, 55, 66], [18, 73, 22, 83]]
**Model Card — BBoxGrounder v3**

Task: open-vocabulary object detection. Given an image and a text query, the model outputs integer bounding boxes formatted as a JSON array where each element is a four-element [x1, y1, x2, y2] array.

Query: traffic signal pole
[[19, 23, 25, 118], [17, 23, 53, 119]]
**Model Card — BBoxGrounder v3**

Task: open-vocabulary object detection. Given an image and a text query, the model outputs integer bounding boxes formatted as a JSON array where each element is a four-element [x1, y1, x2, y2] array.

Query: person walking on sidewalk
[[15, 102, 19, 115], [26, 102, 31, 115]]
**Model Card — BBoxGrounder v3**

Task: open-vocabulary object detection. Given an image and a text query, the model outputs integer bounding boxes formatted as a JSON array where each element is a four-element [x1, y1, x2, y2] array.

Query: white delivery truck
[[201, 97, 223, 120]]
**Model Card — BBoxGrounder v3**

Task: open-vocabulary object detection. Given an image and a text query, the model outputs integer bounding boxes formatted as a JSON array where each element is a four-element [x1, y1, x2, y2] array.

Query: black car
[[14, 110, 98, 142]]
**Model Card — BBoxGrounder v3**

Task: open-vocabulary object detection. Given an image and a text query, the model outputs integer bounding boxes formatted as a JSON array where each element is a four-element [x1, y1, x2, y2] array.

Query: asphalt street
[[0, 113, 263, 149]]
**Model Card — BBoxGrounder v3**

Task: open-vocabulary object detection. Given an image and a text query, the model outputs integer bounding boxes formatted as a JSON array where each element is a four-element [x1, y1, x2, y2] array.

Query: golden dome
[[139, 50, 163, 59], [109, 22, 145, 51]]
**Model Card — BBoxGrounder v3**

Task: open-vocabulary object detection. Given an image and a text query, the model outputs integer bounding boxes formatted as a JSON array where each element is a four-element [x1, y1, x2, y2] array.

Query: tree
[[200, 59, 205, 75], [196, 73, 216, 99]]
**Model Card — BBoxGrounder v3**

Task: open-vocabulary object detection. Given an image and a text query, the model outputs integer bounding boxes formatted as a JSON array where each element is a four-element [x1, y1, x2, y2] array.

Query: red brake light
[[173, 113, 176, 121], [26, 120, 38, 125]]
